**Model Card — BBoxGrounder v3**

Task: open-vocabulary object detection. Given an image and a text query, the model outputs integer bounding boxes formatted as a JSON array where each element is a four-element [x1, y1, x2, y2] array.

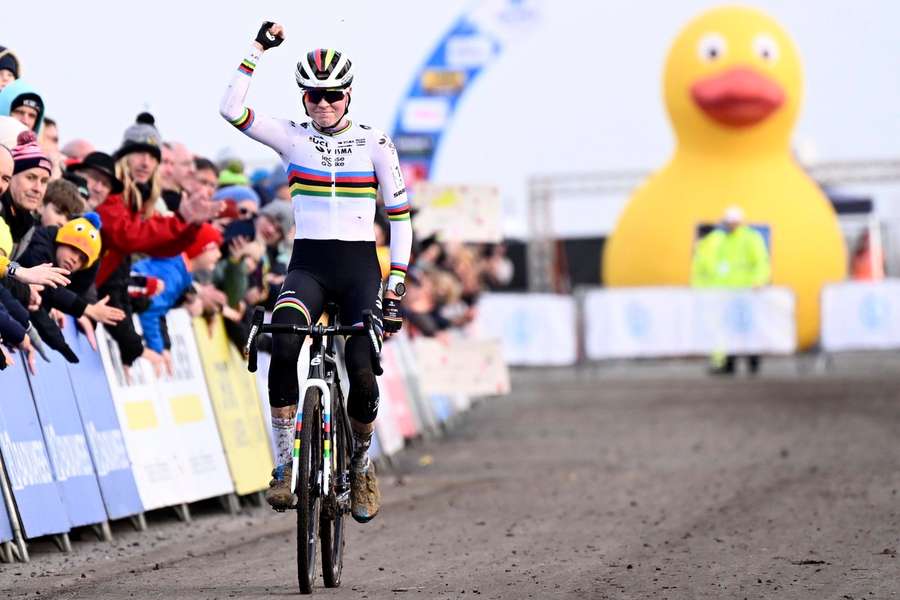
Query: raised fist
[[255, 21, 285, 51]]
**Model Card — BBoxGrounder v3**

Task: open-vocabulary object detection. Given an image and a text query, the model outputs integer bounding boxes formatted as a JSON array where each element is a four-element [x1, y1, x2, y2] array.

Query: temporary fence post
[[130, 513, 147, 532], [173, 503, 192, 523], [52, 533, 72, 553], [92, 520, 113, 542], [0, 455, 28, 562], [1, 541, 13, 562], [220, 493, 240, 515]]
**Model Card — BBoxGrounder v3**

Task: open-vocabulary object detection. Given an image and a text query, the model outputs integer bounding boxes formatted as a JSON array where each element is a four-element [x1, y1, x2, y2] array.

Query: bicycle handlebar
[[244, 307, 383, 375]]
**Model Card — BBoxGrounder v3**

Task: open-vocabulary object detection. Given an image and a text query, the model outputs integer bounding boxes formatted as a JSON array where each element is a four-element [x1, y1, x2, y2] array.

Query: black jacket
[[18, 226, 98, 317]]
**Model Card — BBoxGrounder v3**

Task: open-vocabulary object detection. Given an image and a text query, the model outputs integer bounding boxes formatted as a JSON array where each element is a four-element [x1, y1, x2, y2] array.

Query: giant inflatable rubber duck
[[603, 5, 846, 350]]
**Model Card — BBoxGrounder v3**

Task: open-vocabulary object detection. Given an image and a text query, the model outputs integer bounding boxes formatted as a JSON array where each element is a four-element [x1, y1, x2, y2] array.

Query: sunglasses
[[304, 89, 347, 104]]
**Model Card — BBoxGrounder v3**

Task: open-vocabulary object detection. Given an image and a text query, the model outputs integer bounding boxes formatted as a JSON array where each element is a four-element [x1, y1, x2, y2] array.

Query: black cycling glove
[[383, 297, 402, 333], [255, 21, 284, 50]]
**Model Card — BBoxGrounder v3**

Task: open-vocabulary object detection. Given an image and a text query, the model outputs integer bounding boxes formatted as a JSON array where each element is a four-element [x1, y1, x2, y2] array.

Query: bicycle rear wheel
[[297, 387, 322, 595], [321, 384, 351, 587]]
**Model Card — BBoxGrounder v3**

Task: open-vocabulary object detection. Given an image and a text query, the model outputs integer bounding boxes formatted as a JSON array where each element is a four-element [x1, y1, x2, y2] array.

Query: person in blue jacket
[[130, 223, 222, 360]]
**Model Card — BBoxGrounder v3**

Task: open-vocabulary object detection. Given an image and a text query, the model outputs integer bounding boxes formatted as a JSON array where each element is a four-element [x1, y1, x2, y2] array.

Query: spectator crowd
[[0, 44, 513, 377]]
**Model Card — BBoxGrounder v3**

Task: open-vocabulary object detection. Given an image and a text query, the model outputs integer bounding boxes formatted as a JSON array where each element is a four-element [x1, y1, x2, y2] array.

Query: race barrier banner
[[26, 338, 107, 530], [97, 310, 232, 511], [389, 332, 438, 434], [412, 336, 510, 397], [583, 287, 796, 359], [147, 310, 233, 504], [474, 293, 578, 366], [821, 280, 900, 351], [378, 342, 419, 440], [62, 319, 143, 521], [0, 361, 69, 539], [193, 316, 273, 495]]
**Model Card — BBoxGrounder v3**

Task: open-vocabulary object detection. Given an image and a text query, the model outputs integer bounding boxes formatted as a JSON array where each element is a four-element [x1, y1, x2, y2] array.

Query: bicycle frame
[[292, 332, 336, 500]]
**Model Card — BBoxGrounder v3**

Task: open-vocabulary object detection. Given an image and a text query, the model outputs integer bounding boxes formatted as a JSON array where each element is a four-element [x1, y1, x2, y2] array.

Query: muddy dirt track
[[3, 361, 900, 599]]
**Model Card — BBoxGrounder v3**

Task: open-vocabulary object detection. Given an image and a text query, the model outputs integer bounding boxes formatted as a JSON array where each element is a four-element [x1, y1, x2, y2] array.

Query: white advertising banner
[[411, 183, 502, 243], [97, 310, 233, 510], [583, 287, 796, 359], [159, 310, 234, 502], [821, 280, 900, 351], [474, 293, 578, 366]]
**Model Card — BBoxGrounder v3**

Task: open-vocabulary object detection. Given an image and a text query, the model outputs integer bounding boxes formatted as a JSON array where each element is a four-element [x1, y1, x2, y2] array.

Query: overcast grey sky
[[5, 0, 899, 228]]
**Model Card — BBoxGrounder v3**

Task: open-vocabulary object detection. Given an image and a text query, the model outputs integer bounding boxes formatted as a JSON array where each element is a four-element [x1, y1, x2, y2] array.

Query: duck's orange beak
[[691, 67, 784, 127]]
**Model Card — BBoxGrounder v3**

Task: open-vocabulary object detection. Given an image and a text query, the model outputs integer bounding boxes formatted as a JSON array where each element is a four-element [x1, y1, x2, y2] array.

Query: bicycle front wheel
[[297, 387, 322, 595]]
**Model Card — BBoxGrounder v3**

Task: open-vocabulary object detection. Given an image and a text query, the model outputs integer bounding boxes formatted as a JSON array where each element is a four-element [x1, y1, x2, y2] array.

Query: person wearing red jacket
[[86, 115, 218, 370]]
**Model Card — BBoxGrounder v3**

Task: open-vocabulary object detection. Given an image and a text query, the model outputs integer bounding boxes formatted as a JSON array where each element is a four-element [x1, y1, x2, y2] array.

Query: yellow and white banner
[[97, 310, 233, 510]]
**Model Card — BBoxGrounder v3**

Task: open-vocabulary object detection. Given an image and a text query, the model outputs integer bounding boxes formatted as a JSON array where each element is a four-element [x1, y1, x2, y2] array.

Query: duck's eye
[[75, 223, 85, 232], [753, 34, 779, 62], [697, 33, 726, 62]]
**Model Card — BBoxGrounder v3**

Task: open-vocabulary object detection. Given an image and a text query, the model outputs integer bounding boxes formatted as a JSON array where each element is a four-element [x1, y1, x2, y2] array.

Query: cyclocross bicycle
[[245, 304, 383, 594]]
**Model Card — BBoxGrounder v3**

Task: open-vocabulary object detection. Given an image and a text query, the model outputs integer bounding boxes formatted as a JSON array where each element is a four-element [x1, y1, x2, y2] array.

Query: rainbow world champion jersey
[[220, 45, 412, 289]]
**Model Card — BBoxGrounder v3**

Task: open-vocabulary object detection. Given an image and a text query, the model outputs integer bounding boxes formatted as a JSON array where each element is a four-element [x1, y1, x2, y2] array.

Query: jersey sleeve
[[370, 131, 412, 290], [219, 45, 294, 156]]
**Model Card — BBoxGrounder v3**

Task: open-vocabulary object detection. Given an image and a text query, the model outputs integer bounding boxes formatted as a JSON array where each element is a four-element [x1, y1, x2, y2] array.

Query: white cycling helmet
[[295, 48, 354, 89]]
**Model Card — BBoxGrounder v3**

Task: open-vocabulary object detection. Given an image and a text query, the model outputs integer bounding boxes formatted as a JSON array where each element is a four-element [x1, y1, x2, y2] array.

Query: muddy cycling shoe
[[350, 458, 381, 523], [265, 463, 295, 510]]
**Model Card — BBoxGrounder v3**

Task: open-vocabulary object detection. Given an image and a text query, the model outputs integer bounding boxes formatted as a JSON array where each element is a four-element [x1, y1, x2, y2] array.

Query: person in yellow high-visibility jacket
[[691, 206, 771, 375]]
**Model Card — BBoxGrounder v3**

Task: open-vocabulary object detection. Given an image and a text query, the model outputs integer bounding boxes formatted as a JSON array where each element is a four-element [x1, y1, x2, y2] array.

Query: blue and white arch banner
[[821, 280, 900, 351], [391, 0, 541, 190], [583, 288, 796, 359]]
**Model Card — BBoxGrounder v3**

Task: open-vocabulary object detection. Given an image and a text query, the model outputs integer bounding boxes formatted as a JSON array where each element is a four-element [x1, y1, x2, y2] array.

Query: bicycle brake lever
[[245, 307, 265, 373]]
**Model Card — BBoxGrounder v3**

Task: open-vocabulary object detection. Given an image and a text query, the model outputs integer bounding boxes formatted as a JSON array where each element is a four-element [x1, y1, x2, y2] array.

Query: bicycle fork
[[292, 378, 333, 500]]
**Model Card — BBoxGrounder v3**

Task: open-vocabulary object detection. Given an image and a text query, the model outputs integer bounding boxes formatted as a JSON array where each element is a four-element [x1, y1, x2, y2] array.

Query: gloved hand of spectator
[[129, 274, 164, 299], [29, 309, 79, 364]]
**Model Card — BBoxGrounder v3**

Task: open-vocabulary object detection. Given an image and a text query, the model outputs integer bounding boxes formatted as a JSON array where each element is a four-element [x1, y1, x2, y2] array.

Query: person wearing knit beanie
[[5, 130, 51, 224], [217, 161, 249, 187], [114, 112, 163, 162], [213, 184, 260, 218], [55, 212, 102, 271], [0, 47, 20, 90], [0, 79, 45, 133], [185, 223, 224, 263], [11, 130, 51, 176]]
